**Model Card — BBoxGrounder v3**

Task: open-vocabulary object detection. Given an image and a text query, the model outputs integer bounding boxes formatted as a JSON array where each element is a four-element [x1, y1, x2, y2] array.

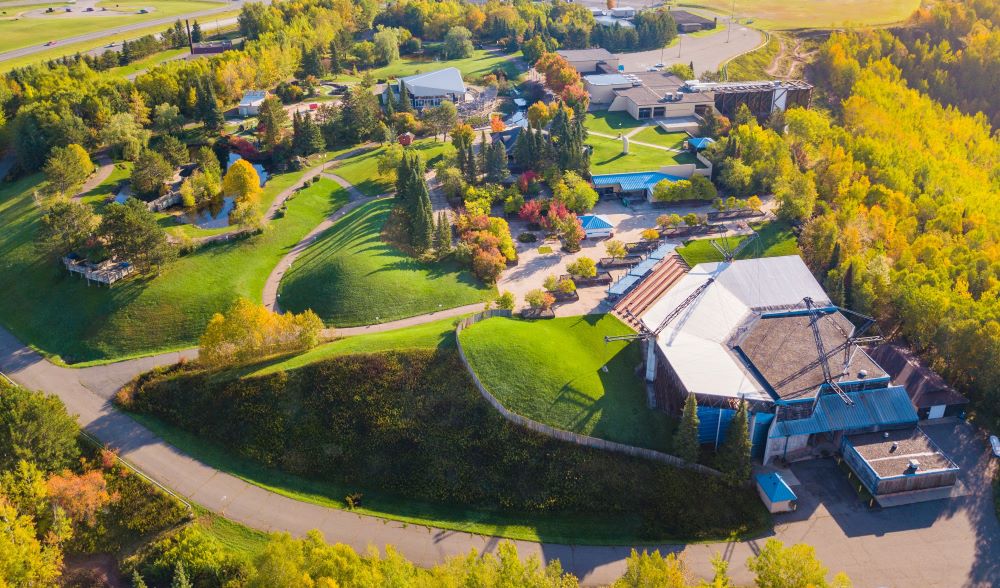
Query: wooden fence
[[455, 311, 722, 477]]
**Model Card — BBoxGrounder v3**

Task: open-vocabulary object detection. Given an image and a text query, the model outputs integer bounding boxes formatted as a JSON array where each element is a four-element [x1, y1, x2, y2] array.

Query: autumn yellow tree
[[199, 298, 324, 367], [222, 159, 262, 204]]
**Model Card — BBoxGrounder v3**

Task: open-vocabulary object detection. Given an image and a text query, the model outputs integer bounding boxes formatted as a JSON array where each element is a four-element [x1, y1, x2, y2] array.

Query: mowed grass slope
[[676, 220, 799, 266], [0, 0, 223, 54], [0, 172, 349, 364], [459, 314, 676, 452], [682, 0, 919, 29], [331, 49, 525, 82], [278, 198, 494, 327]]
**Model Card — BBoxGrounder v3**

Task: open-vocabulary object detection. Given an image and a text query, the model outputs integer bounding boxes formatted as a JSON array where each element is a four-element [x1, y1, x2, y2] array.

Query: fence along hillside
[[455, 310, 722, 477]]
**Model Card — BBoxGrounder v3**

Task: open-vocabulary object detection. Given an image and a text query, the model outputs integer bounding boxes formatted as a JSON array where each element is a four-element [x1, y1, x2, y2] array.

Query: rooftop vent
[[858, 369, 868, 379], [890, 441, 898, 453], [908, 459, 921, 471], [883, 432, 890, 439]]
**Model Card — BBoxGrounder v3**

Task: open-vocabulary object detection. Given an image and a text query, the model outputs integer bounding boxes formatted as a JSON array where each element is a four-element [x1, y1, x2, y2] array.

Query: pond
[[182, 197, 236, 229], [226, 153, 269, 186]]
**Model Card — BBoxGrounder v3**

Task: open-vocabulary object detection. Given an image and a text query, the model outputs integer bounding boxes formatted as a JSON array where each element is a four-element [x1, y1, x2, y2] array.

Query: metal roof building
[[638, 256, 935, 467], [592, 171, 683, 201]]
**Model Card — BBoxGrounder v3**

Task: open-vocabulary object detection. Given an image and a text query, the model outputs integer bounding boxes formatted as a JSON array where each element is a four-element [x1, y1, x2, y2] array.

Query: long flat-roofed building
[[638, 256, 930, 467], [556, 48, 620, 74]]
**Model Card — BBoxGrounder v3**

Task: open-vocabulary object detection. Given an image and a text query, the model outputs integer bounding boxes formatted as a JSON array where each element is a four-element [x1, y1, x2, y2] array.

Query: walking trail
[[2, 170, 997, 588], [74, 154, 114, 199]]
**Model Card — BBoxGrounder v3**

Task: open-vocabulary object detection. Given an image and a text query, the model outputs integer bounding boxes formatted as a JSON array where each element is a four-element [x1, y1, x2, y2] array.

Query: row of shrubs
[[120, 350, 767, 540]]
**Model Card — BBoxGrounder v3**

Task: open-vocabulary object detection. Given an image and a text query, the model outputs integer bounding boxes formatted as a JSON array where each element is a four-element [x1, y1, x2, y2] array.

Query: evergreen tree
[[397, 81, 413, 113], [132, 570, 148, 588], [300, 46, 326, 78], [550, 106, 587, 174], [293, 112, 325, 156], [171, 562, 191, 588], [485, 140, 509, 182], [395, 152, 418, 211], [478, 130, 489, 174], [512, 126, 534, 171], [196, 78, 223, 130], [191, 21, 202, 43], [328, 40, 342, 74], [717, 400, 752, 486], [435, 211, 451, 255], [464, 143, 478, 184], [383, 85, 396, 116], [410, 170, 434, 251], [675, 393, 700, 464]]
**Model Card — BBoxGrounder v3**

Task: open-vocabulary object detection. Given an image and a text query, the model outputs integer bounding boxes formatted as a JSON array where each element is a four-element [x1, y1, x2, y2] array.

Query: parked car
[[44, 40, 56, 46], [991, 435, 1000, 458], [655, 63, 664, 68]]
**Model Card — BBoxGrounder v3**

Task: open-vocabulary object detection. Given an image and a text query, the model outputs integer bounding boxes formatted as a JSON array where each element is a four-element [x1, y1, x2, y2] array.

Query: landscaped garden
[[675, 220, 800, 266], [331, 139, 454, 197], [588, 134, 699, 173], [0, 169, 349, 364], [458, 314, 677, 452], [119, 346, 769, 544], [278, 198, 494, 327]]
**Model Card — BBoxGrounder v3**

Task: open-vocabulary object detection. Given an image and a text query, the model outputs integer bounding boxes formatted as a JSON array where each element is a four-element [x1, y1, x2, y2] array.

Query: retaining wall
[[455, 311, 721, 477]]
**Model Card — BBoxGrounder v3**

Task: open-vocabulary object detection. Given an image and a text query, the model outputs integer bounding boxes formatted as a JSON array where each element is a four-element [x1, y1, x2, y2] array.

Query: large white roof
[[400, 67, 466, 97], [640, 256, 832, 402]]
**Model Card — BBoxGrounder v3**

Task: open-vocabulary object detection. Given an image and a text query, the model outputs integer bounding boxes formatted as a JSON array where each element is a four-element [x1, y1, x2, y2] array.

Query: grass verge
[[589, 135, 699, 173]]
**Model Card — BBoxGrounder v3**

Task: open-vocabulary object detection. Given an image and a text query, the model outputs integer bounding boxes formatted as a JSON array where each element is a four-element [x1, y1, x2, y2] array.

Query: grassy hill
[[278, 198, 494, 327], [459, 314, 677, 452]]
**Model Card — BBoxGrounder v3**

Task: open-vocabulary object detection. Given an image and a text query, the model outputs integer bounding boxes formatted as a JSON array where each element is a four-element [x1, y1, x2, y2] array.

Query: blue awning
[[607, 274, 641, 297], [756, 472, 796, 502], [770, 386, 918, 438], [689, 137, 715, 150], [649, 242, 677, 260], [591, 171, 684, 193], [628, 257, 658, 278]]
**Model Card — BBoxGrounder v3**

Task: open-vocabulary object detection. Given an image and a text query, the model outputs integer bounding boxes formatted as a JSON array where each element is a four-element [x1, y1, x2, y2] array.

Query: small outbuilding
[[867, 344, 969, 420], [755, 472, 797, 513], [238, 90, 268, 117], [579, 214, 614, 239]]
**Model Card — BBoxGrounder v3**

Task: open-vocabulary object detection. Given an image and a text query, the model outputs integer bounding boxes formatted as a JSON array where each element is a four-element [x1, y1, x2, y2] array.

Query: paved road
[[0, 0, 249, 64], [615, 23, 764, 76], [2, 167, 998, 585]]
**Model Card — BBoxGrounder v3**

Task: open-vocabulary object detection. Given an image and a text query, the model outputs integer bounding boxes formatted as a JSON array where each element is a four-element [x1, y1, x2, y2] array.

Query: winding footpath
[[1, 170, 998, 587]]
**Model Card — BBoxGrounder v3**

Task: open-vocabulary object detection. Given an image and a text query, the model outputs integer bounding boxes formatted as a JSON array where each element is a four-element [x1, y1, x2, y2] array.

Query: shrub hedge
[[124, 350, 767, 539]]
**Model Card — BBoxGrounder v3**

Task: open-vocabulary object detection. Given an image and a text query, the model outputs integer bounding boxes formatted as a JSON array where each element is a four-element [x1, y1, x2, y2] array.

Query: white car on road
[[990, 435, 1000, 458]]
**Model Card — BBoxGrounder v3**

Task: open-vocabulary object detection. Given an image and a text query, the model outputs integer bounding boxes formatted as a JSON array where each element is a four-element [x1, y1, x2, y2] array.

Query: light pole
[[677, 33, 683, 58], [727, 0, 736, 43]]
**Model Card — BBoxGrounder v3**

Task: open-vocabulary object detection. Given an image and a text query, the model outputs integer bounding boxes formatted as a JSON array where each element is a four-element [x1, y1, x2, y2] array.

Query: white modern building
[[238, 90, 268, 117], [389, 67, 467, 111]]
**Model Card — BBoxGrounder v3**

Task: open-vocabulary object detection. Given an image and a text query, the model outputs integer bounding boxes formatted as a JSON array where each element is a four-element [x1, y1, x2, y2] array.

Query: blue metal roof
[[607, 274, 640, 296], [628, 257, 658, 278], [689, 137, 715, 150], [770, 386, 918, 438], [756, 472, 797, 503], [580, 214, 613, 230], [591, 171, 684, 193], [649, 242, 677, 260]]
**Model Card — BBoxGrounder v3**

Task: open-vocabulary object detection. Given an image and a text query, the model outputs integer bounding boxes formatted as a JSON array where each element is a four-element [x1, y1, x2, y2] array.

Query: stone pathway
[[74, 154, 114, 199]]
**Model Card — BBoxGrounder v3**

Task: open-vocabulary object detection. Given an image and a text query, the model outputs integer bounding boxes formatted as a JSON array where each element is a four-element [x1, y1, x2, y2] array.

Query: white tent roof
[[640, 256, 832, 402], [239, 90, 267, 106], [400, 67, 466, 97]]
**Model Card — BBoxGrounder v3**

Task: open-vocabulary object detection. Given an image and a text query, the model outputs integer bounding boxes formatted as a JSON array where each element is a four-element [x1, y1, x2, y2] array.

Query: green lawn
[[332, 49, 524, 83], [584, 111, 646, 136], [108, 47, 188, 78], [331, 139, 454, 197], [631, 127, 690, 149], [0, 0, 222, 54], [0, 170, 349, 364], [249, 315, 464, 376], [681, 0, 919, 29], [278, 198, 494, 327], [459, 314, 676, 452], [589, 135, 699, 173], [676, 220, 799, 266], [0, 7, 240, 72]]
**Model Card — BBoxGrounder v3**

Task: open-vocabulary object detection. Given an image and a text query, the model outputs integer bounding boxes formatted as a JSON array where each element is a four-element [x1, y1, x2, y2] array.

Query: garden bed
[[521, 307, 557, 319], [662, 224, 727, 238], [560, 272, 613, 287], [599, 255, 643, 269], [552, 290, 580, 303], [626, 241, 661, 254], [707, 209, 767, 221]]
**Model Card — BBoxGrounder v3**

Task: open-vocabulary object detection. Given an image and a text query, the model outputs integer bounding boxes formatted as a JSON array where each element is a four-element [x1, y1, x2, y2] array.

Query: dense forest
[[709, 1, 1000, 425], [813, 0, 1000, 128]]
